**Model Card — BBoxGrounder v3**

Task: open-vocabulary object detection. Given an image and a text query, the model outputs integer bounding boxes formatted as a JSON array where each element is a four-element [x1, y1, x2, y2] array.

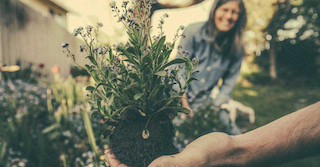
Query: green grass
[[233, 84, 320, 167]]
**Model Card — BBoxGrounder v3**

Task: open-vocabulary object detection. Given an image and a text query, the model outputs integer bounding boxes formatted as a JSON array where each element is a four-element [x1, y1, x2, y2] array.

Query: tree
[[265, 0, 320, 80], [151, 0, 206, 14]]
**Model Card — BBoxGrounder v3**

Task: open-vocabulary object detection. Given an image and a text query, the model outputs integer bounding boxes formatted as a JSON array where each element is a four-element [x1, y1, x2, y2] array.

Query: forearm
[[178, 133, 239, 167], [232, 102, 320, 166], [149, 102, 320, 167]]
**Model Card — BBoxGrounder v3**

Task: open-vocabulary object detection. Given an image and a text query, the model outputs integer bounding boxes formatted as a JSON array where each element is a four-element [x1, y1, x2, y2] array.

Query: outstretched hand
[[105, 132, 234, 167], [148, 132, 234, 167]]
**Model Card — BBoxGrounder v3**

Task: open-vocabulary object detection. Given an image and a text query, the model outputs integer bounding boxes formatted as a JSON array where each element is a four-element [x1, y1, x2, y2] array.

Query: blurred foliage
[[174, 102, 226, 150], [0, 80, 59, 166], [70, 66, 90, 78], [1, 60, 46, 83], [254, 39, 320, 85], [0, 73, 107, 167], [244, 0, 320, 84], [266, 0, 319, 43], [46, 74, 107, 167], [242, 72, 272, 85], [243, 0, 278, 56]]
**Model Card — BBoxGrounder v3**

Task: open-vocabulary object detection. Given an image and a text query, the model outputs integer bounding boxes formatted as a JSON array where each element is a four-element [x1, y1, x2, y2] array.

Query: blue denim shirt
[[178, 22, 244, 108]]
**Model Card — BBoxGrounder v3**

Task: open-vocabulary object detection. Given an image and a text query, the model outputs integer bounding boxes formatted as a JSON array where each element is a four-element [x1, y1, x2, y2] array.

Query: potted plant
[[62, 0, 198, 166]]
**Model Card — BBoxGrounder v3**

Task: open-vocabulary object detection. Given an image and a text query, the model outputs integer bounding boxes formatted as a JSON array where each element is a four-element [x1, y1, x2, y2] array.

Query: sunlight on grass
[[233, 84, 320, 167], [244, 90, 258, 97]]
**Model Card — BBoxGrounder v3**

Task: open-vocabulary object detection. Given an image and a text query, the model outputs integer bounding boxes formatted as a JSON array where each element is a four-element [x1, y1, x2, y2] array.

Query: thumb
[[148, 155, 178, 167]]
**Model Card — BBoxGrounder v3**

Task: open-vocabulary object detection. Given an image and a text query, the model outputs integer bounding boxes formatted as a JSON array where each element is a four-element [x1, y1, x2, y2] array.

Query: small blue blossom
[[97, 22, 103, 27], [110, 1, 116, 8], [122, 1, 129, 7], [61, 42, 69, 48], [86, 25, 93, 33], [80, 45, 87, 52]]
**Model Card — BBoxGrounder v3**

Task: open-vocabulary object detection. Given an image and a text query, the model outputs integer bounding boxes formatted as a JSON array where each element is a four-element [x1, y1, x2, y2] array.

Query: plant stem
[[81, 105, 100, 166], [61, 153, 67, 167]]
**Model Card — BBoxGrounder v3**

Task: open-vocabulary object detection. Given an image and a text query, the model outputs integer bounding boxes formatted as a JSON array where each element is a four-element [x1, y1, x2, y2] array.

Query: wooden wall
[[0, 0, 88, 78]]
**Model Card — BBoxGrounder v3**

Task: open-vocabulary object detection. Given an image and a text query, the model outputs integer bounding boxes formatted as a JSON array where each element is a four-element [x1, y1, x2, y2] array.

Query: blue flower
[[97, 22, 103, 27], [61, 42, 69, 48]]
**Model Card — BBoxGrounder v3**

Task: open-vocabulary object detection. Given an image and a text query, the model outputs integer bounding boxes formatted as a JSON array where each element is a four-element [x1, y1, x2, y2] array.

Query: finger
[[105, 149, 128, 167], [104, 149, 112, 165], [105, 149, 119, 166]]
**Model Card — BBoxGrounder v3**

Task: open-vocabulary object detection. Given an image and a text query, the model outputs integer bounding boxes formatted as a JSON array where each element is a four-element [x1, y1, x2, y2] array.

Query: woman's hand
[[105, 149, 128, 167], [181, 93, 194, 118]]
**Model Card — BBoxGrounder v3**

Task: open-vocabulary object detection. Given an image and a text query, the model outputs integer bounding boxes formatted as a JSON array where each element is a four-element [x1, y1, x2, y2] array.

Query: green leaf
[[95, 83, 108, 89], [42, 124, 60, 134], [134, 93, 144, 100], [156, 107, 191, 114], [87, 56, 98, 66], [138, 110, 146, 116], [106, 91, 113, 98], [97, 100, 102, 111], [154, 36, 166, 58], [90, 71, 100, 82], [185, 77, 198, 86], [172, 107, 191, 114], [109, 49, 113, 61], [118, 46, 139, 66], [85, 64, 92, 71], [111, 105, 137, 117], [90, 109, 102, 117], [0, 141, 7, 160], [148, 84, 160, 100], [129, 73, 141, 83], [127, 47, 135, 54], [86, 86, 95, 91], [185, 59, 193, 78], [127, 32, 137, 44], [154, 71, 167, 76], [158, 58, 187, 71]]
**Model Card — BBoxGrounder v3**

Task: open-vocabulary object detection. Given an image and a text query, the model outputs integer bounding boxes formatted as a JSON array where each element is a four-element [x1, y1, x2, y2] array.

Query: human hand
[[148, 132, 235, 167], [105, 149, 128, 167], [181, 93, 194, 118]]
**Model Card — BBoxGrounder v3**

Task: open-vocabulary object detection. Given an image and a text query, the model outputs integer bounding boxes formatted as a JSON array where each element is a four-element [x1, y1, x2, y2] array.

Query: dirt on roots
[[109, 113, 178, 167]]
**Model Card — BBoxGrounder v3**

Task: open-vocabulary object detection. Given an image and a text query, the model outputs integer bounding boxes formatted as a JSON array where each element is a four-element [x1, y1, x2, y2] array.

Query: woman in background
[[180, 0, 247, 135]]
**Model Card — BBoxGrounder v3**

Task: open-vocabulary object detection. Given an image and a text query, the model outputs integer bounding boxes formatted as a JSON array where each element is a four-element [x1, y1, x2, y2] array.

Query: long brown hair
[[205, 0, 247, 58]]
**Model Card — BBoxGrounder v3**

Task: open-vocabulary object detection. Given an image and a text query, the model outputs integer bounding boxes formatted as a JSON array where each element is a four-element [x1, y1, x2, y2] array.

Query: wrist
[[207, 135, 247, 167], [194, 133, 245, 167]]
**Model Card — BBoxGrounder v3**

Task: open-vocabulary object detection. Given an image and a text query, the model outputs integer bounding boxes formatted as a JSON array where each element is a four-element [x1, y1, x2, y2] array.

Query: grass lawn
[[233, 84, 320, 167]]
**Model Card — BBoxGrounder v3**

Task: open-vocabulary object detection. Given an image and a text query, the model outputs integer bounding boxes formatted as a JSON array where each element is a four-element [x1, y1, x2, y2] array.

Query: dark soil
[[109, 113, 178, 167]]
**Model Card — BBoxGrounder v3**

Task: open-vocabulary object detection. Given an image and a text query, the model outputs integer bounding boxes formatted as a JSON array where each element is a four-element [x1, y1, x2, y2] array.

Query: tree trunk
[[151, 0, 206, 15], [269, 40, 277, 80]]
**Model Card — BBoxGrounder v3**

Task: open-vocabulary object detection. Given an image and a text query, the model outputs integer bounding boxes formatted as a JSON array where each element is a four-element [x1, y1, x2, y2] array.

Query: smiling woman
[[179, 0, 247, 135], [214, 1, 240, 32]]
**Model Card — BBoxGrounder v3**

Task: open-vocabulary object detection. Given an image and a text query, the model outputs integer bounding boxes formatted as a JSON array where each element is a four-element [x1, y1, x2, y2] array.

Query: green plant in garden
[[62, 0, 198, 166], [0, 77, 107, 166], [174, 101, 227, 150], [46, 73, 107, 167]]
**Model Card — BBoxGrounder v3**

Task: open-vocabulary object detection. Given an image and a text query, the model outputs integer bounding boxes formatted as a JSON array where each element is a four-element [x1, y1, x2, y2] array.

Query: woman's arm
[[213, 56, 243, 107], [148, 101, 320, 167], [181, 93, 194, 117]]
